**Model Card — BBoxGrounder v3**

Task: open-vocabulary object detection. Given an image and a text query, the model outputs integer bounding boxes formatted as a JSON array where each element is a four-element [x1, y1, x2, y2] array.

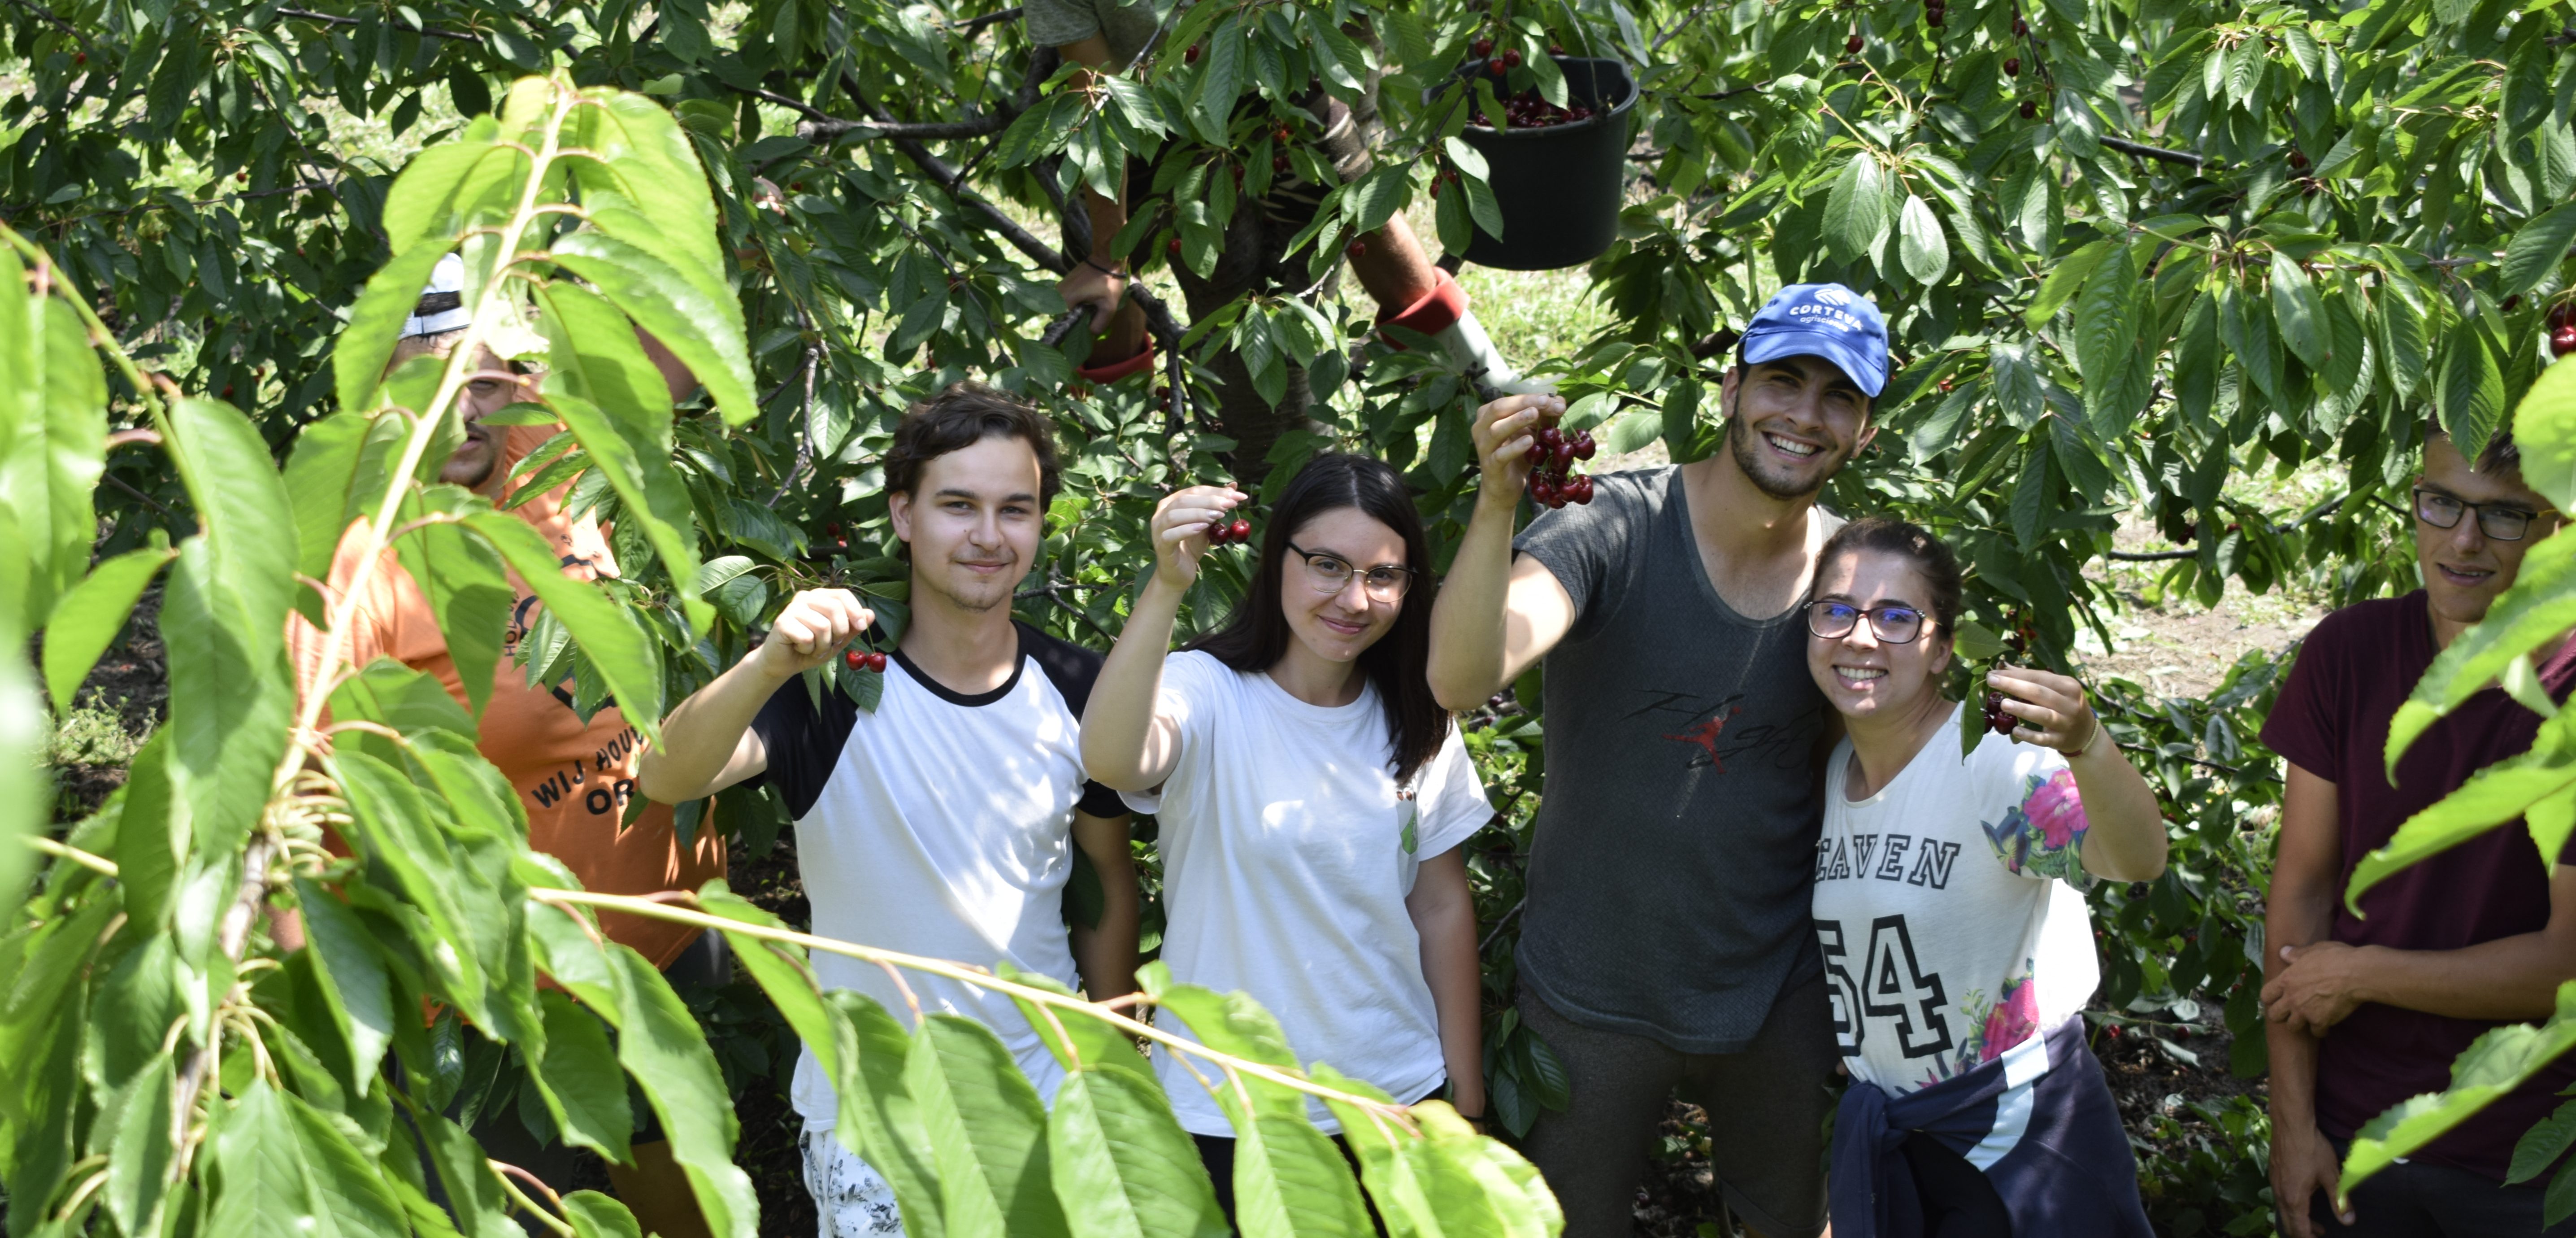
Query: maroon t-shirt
[[2261, 591, 2576, 1181]]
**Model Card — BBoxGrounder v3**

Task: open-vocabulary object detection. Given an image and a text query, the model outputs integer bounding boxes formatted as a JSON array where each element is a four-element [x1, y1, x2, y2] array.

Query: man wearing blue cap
[[1427, 283, 1887, 1238]]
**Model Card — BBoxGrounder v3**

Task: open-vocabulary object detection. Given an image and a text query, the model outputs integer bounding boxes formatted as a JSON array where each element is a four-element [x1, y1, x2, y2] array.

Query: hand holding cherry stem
[[1150, 484, 1253, 589], [758, 588, 876, 677], [1471, 394, 1594, 510], [1983, 663, 2102, 755]]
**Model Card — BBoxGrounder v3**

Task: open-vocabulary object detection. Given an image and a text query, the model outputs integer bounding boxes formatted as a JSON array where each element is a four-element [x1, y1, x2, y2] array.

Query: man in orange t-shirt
[[288, 257, 723, 1237]]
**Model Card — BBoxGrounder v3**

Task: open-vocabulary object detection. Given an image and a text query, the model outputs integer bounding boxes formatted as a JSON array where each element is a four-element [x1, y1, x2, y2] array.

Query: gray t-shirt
[[1512, 466, 1835, 1054], [1023, 0, 1161, 70]]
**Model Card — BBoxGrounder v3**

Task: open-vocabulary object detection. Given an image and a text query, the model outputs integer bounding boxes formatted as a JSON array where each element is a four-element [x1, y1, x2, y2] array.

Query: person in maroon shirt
[[2262, 427, 2576, 1238]]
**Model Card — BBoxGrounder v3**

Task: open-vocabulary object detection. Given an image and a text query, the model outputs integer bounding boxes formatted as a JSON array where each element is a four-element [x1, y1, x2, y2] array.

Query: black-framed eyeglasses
[[2412, 487, 2545, 542], [1805, 600, 1930, 644], [1284, 541, 1417, 600]]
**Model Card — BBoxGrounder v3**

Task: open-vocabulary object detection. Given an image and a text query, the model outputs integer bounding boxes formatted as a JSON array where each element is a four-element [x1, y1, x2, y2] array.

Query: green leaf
[[2513, 348, 2576, 512], [93, 1051, 176, 1236], [207, 1082, 324, 1234], [464, 510, 663, 743], [283, 1085, 411, 1236], [0, 285, 107, 634], [550, 230, 758, 428], [2270, 252, 2331, 369], [1896, 195, 1949, 284], [530, 296, 706, 633], [2025, 239, 2118, 329], [2346, 747, 2576, 912], [294, 877, 397, 1095], [564, 1193, 646, 1238], [1047, 1069, 1230, 1238], [2500, 202, 2576, 299], [532, 989, 634, 1163], [1228, 1110, 1373, 1238], [162, 397, 298, 856], [113, 731, 187, 933], [824, 990, 951, 1238], [908, 1014, 1071, 1238], [2436, 321, 2509, 461], [568, 91, 732, 304], [1822, 153, 1891, 264], [2343, 983, 2576, 1196], [606, 944, 758, 1238], [333, 242, 451, 417]]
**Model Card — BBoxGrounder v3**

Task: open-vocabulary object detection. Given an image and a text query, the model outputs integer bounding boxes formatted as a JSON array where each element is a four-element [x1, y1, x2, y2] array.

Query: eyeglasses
[[1284, 541, 1417, 601], [1805, 600, 1930, 644], [2412, 488, 2546, 542]]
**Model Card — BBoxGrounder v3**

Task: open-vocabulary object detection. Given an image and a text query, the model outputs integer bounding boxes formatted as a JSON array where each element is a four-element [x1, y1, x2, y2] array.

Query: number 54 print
[[1817, 915, 1955, 1059]]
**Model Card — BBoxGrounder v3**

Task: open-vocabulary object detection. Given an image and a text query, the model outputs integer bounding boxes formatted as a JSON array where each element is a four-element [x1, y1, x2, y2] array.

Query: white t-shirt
[[1810, 704, 2100, 1096], [749, 623, 1128, 1123], [1123, 651, 1493, 1136]]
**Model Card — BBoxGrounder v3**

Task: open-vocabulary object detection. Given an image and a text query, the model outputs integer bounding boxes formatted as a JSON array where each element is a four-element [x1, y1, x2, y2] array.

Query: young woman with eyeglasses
[[1801, 517, 2163, 1238], [1082, 453, 1491, 1222]]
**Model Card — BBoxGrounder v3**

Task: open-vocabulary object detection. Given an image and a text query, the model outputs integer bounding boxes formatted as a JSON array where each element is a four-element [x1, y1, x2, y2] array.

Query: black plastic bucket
[[1444, 57, 1638, 271]]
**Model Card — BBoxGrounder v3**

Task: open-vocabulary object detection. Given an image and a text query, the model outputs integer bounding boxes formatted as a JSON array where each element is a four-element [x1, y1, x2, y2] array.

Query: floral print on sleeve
[[1979, 767, 2092, 886]]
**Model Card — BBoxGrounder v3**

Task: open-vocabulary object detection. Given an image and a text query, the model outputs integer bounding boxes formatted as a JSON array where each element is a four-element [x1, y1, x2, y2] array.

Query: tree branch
[[799, 114, 1011, 142], [2099, 135, 2206, 168], [275, 5, 482, 42], [947, 5, 1022, 32]]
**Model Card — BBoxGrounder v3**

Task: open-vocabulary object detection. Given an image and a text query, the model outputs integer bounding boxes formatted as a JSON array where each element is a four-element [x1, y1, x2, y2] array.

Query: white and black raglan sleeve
[[745, 676, 860, 820], [1020, 623, 1133, 819]]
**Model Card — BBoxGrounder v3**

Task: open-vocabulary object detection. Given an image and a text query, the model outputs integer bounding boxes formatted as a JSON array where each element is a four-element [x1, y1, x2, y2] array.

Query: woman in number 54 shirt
[[1803, 517, 2164, 1238]]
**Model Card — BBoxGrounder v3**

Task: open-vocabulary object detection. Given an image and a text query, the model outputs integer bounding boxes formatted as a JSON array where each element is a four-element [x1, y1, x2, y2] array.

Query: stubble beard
[[1725, 397, 1846, 501]]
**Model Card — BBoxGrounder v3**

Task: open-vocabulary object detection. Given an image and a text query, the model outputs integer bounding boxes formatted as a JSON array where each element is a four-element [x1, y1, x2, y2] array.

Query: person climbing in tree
[[1029, 0, 1547, 403], [286, 253, 727, 1238]]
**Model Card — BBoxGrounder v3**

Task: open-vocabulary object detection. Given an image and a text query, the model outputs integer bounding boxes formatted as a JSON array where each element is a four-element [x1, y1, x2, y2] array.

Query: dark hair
[[2425, 421, 2522, 475], [1185, 454, 1450, 784], [885, 382, 1063, 506], [1810, 516, 1964, 636]]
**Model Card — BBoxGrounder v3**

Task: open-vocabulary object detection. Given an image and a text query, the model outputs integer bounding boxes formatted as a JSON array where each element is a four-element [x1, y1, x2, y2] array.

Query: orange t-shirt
[[289, 424, 725, 968]]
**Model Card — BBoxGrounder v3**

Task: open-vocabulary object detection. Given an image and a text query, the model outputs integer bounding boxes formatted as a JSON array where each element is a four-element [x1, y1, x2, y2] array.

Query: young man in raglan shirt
[[289, 254, 728, 1237], [1026, 0, 1544, 397], [1426, 284, 1889, 1238], [636, 383, 1142, 1238], [2262, 427, 2576, 1238]]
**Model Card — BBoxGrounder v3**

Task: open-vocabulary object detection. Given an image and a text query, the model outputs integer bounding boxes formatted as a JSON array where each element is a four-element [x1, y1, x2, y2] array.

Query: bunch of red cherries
[[1525, 410, 1597, 508], [1205, 516, 1255, 547], [844, 649, 887, 674], [2551, 302, 2576, 358], [1469, 88, 1598, 130], [1978, 623, 2037, 735]]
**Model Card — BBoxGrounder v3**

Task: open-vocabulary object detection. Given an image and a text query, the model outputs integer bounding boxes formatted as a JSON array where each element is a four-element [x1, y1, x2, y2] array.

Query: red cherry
[[1273, 154, 1290, 174], [1488, 57, 1507, 75], [2502, 295, 2523, 313], [1185, 44, 1201, 63], [1346, 239, 1367, 260], [1925, 10, 1943, 26], [1167, 236, 1183, 257], [2011, 15, 2029, 35], [845, 651, 864, 671], [1553, 441, 1575, 466], [2550, 303, 2576, 330], [72, 52, 84, 64], [235, 171, 249, 183], [2553, 325, 2576, 357], [2288, 150, 2309, 169], [1473, 37, 1494, 56], [2004, 57, 2021, 76], [1230, 519, 1251, 542], [1846, 34, 1864, 53], [1502, 48, 1523, 68], [2019, 100, 2037, 118], [1572, 435, 1597, 461], [825, 522, 841, 536], [869, 652, 888, 671], [1570, 476, 1594, 504]]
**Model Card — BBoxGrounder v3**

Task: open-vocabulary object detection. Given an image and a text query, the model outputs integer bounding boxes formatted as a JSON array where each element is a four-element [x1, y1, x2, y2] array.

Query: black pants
[[1901, 1132, 2013, 1238]]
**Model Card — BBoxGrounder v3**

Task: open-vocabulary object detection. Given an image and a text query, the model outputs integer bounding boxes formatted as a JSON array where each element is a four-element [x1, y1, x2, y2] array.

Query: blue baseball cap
[[1735, 283, 1891, 398]]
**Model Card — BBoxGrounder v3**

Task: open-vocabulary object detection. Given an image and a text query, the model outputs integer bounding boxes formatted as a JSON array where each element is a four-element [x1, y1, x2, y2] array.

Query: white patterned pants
[[799, 1124, 907, 1237]]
